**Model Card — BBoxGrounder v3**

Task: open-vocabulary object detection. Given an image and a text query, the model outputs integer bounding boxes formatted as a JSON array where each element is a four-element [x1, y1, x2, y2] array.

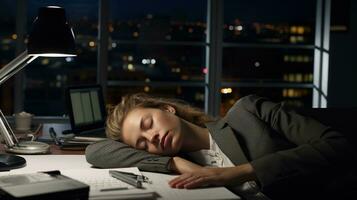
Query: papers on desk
[[143, 171, 239, 200], [61, 168, 155, 200], [62, 168, 239, 200]]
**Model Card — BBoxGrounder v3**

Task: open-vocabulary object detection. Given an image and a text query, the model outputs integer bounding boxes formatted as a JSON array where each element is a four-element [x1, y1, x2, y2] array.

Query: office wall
[[328, 0, 357, 107]]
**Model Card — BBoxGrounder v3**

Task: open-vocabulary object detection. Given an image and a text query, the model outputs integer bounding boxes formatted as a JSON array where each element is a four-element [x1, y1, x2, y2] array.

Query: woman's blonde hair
[[106, 93, 214, 140]]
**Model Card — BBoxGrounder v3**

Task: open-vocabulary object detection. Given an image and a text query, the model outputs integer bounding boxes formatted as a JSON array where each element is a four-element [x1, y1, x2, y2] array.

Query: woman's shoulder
[[227, 94, 278, 115], [231, 94, 266, 108], [225, 95, 256, 115], [237, 94, 261, 102]]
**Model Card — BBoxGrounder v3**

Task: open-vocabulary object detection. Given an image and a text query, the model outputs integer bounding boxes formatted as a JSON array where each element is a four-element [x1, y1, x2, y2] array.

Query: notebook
[[65, 84, 107, 140]]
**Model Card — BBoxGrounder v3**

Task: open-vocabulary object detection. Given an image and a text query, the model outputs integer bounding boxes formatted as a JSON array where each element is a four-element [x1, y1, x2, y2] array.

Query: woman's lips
[[160, 132, 167, 150], [161, 131, 171, 150]]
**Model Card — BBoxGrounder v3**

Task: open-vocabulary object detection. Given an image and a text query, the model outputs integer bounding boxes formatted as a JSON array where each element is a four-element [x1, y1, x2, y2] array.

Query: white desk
[[0, 155, 240, 200]]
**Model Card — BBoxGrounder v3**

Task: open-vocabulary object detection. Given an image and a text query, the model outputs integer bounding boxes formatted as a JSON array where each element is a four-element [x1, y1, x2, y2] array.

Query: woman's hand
[[169, 163, 257, 189]]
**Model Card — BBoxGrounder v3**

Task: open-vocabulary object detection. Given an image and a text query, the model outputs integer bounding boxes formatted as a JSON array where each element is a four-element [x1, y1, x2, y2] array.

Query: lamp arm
[[0, 50, 38, 148], [0, 50, 37, 85], [0, 109, 18, 147]]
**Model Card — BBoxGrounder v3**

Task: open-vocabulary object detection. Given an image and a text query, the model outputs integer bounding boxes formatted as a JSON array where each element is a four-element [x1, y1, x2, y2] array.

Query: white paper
[[142, 172, 240, 200], [61, 168, 155, 200]]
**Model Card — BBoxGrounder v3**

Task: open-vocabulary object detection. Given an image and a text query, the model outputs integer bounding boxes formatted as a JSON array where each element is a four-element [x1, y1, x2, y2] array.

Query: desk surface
[[0, 138, 240, 199], [1, 126, 85, 155], [0, 143, 85, 155], [0, 155, 240, 200]]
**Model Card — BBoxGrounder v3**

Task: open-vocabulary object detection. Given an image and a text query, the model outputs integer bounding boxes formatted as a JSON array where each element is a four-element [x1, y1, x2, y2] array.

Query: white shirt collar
[[187, 133, 235, 167]]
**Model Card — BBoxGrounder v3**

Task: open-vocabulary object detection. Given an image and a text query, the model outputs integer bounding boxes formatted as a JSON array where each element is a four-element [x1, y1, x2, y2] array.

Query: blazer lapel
[[205, 119, 248, 165]]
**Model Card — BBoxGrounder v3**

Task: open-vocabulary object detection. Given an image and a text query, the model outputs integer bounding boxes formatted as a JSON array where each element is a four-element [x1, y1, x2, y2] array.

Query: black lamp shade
[[27, 6, 76, 57]]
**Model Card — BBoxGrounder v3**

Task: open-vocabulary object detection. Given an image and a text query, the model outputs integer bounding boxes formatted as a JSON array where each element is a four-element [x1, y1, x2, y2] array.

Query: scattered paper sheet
[[142, 172, 240, 200]]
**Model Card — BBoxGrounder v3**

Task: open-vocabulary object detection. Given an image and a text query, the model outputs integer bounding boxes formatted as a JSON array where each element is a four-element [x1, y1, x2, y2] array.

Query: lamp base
[[5, 141, 50, 154], [0, 154, 26, 171]]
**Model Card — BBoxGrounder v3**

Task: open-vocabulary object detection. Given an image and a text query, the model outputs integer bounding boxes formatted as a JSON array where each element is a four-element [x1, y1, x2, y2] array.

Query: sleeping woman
[[85, 93, 355, 200]]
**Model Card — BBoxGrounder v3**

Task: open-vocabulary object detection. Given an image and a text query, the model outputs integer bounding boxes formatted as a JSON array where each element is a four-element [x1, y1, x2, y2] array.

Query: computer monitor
[[65, 85, 106, 134]]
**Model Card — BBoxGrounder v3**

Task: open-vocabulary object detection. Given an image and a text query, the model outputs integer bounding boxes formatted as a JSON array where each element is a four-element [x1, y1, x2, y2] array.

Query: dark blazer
[[86, 95, 355, 199]]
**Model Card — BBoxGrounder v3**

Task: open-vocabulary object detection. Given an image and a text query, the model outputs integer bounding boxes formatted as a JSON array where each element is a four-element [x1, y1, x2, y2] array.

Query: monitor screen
[[70, 88, 103, 126], [66, 85, 106, 132]]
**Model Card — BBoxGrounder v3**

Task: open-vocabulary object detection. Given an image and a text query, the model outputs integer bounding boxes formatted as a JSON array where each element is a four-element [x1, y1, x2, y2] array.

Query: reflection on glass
[[220, 87, 312, 116], [107, 86, 205, 110], [224, 0, 316, 44], [109, 0, 207, 41], [223, 47, 314, 82]]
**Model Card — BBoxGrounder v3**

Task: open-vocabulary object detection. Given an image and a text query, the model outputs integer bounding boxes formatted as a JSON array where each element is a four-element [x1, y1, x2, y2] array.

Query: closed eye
[[141, 117, 153, 130]]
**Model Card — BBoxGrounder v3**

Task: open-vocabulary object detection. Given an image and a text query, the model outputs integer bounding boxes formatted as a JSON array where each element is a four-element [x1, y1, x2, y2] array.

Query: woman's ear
[[164, 105, 176, 114]]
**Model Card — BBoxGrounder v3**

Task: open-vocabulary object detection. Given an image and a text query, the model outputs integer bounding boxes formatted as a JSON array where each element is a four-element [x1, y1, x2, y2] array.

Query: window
[[221, 0, 316, 115], [108, 45, 205, 82], [0, 0, 16, 115], [3, 0, 330, 117], [222, 48, 314, 83], [223, 0, 316, 44], [107, 0, 207, 109], [108, 86, 205, 109]]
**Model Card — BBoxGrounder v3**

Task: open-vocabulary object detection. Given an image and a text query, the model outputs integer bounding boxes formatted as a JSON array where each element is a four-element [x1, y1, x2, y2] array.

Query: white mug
[[14, 111, 33, 131]]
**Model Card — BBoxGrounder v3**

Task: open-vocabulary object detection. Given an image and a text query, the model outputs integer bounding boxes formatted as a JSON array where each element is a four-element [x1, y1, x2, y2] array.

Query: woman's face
[[121, 106, 184, 156]]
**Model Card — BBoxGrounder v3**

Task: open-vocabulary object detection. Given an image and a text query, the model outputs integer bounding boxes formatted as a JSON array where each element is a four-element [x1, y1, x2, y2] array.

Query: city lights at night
[[1, 0, 318, 115]]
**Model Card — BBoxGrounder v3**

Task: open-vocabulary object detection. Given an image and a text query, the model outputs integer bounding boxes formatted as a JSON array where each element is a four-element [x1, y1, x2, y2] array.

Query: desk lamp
[[0, 6, 76, 170]]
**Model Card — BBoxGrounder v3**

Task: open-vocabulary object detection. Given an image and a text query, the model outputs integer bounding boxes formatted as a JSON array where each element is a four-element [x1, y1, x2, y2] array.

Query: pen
[[49, 127, 61, 146], [100, 187, 128, 192], [109, 170, 143, 188], [112, 171, 151, 183]]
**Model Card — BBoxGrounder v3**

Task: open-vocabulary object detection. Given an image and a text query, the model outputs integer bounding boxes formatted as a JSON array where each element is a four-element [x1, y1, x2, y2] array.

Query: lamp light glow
[[29, 53, 76, 57]]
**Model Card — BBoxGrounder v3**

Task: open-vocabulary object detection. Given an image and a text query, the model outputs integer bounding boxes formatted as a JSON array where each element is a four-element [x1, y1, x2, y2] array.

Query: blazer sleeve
[[85, 139, 172, 173], [238, 95, 355, 188]]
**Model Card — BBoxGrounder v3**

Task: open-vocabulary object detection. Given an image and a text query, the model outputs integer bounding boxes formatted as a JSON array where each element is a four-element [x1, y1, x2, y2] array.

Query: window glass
[[0, 0, 16, 114], [108, 86, 205, 110], [223, 47, 314, 82], [109, 44, 205, 81], [109, 0, 207, 42], [24, 0, 98, 115], [222, 0, 316, 113], [224, 0, 316, 44], [220, 87, 312, 115], [108, 0, 207, 109]]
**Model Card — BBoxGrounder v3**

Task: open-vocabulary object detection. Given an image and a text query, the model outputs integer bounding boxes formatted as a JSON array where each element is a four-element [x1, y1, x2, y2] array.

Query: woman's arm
[[86, 139, 201, 174], [86, 139, 172, 173]]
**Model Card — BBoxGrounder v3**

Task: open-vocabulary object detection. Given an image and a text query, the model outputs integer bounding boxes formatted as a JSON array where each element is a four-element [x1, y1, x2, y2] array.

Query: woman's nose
[[143, 131, 160, 143]]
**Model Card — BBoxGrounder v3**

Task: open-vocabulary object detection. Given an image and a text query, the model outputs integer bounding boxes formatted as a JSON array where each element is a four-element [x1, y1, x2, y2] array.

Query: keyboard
[[77, 128, 106, 138]]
